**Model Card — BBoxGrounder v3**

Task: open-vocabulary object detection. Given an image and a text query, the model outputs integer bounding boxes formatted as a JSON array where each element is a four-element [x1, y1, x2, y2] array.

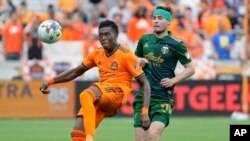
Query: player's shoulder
[[94, 46, 104, 52], [118, 44, 133, 54], [87, 46, 104, 57], [118, 44, 137, 59], [140, 33, 155, 41], [168, 32, 184, 47], [169, 32, 184, 43], [171, 36, 183, 43]]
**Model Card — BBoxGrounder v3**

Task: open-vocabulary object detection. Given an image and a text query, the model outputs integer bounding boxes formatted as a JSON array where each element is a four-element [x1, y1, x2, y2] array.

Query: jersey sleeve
[[135, 36, 144, 57], [175, 42, 192, 64], [124, 52, 144, 79], [82, 49, 98, 68]]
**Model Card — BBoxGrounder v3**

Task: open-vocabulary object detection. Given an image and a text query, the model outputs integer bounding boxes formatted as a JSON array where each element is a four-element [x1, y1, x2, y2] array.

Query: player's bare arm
[[136, 74, 151, 130], [160, 62, 195, 88], [40, 64, 89, 94]]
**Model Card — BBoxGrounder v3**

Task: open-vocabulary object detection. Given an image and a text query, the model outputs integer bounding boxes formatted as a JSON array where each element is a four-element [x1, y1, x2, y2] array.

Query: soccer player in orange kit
[[40, 19, 151, 141]]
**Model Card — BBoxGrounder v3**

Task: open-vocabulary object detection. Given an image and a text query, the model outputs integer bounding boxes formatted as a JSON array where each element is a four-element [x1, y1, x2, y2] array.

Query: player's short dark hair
[[156, 6, 172, 15], [99, 19, 119, 35]]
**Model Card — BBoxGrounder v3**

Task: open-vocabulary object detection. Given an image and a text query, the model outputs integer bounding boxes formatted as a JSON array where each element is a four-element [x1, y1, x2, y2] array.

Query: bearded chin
[[154, 29, 165, 34]]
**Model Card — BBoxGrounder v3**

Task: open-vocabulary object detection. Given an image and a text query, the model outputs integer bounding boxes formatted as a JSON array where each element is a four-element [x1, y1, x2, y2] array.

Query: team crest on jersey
[[111, 60, 118, 70], [161, 46, 169, 54], [143, 43, 149, 48]]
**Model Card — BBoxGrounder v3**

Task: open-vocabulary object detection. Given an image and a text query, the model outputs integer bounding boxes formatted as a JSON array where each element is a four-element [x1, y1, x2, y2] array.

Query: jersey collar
[[154, 31, 172, 39], [105, 44, 120, 57]]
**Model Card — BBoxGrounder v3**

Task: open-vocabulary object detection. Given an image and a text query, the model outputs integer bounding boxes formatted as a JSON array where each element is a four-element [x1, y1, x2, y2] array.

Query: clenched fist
[[40, 81, 51, 94]]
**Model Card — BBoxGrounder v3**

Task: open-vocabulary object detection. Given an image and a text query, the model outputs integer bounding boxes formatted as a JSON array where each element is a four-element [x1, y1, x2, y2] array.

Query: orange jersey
[[82, 44, 144, 89], [2, 21, 24, 53]]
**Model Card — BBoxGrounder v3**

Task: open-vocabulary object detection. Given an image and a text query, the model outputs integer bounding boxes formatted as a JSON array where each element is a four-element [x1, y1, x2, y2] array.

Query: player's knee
[[149, 127, 162, 140], [80, 90, 96, 102], [149, 133, 160, 141]]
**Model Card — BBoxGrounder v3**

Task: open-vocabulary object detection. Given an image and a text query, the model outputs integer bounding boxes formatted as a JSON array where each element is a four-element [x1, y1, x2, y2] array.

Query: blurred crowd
[[0, 0, 249, 61]]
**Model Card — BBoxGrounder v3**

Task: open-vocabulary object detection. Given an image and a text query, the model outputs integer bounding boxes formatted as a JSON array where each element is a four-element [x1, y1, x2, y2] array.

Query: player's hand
[[160, 78, 175, 88], [137, 57, 148, 68], [39, 81, 51, 94], [140, 115, 150, 130]]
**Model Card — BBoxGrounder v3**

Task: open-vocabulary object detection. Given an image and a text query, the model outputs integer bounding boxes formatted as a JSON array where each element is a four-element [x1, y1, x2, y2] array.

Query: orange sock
[[80, 90, 96, 138], [71, 130, 86, 141]]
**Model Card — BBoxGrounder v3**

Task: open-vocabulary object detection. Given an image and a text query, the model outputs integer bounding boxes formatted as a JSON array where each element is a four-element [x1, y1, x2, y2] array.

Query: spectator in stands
[[169, 12, 203, 59], [0, 0, 16, 42], [127, 6, 152, 43], [0, 0, 14, 24], [2, 10, 23, 60], [211, 20, 235, 60], [112, 12, 130, 47], [58, 0, 86, 23], [88, 0, 108, 21], [24, 13, 42, 60], [198, 1, 211, 38], [204, 6, 232, 38], [169, 13, 192, 43], [229, 0, 244, 18], [85, 14, 99, 39], [183, 7, 200, 33], [16, 0, 33, 27], [131, 0, 155, 14], [227, 6, 238, 29], [71, 12, 85, 40], [108, 0, 131, 28], [58, 2, 87, 41], [183, 7, 204, 59], [59, 12, 73, 41], [231, 24, 250, 60], [178, 0, 200, 20], [58, 0, 80, 41], [41, 4, 59, 21], [58, 0, 77, 17], [82, 28, 99, 58]]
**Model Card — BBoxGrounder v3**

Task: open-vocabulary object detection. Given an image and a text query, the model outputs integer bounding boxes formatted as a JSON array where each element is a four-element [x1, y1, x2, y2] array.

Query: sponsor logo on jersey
[[145, 53, 164, 63]]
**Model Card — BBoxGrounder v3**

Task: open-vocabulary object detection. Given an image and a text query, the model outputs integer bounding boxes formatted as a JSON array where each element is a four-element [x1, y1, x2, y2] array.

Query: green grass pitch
[[0, 116, 249, 141]]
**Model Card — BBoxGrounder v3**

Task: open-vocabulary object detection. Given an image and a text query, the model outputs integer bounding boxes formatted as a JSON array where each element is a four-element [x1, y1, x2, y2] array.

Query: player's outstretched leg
[[71, 85, 102, 141], [80, 89, 96, 141]]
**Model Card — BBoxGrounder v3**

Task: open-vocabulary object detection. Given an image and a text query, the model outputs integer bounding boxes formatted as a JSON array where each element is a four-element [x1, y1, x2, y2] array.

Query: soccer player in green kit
[[133, 6, 195, 141]]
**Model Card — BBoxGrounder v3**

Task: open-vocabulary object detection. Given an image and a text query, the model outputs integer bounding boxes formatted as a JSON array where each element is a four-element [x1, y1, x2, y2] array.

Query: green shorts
[[133, 100, 173, 128]]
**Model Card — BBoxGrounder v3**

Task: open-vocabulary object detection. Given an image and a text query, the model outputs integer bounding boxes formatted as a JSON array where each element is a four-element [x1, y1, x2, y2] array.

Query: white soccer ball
[[38, 20, 62, 44]]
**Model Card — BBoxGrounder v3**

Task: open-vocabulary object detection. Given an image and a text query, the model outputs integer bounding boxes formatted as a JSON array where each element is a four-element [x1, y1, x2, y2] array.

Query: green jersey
[[135, 32, 191, 103]]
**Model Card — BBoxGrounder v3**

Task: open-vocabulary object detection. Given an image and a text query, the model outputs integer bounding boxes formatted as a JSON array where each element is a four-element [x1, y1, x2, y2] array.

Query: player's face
[[99, 27, 118, 51], [152, 15, 169, 34]]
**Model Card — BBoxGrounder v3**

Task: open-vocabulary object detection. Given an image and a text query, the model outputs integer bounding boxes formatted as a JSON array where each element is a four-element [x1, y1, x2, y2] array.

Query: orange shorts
[[77, 82, 131, 118]]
